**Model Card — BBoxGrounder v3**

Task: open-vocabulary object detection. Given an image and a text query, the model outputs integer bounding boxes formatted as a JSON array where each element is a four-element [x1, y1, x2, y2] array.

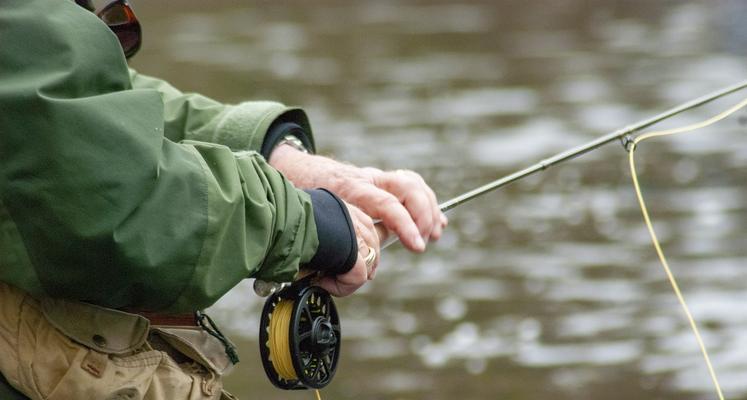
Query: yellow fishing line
[[629, 96, 747, 400], [268, 298, 325, 400], [268, 299, 297, 380]]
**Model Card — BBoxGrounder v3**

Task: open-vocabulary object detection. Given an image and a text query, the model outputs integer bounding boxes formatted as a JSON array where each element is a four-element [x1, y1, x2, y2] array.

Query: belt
[[122, 309, 198, 327]]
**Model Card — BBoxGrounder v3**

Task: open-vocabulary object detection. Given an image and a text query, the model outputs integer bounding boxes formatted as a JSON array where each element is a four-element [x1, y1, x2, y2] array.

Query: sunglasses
[[76, 0, 142, 59]]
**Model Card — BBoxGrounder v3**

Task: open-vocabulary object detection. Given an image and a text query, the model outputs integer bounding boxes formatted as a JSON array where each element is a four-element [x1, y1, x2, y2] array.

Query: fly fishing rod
[[379, 79, 747, 249], [257, 80, 747, 394]]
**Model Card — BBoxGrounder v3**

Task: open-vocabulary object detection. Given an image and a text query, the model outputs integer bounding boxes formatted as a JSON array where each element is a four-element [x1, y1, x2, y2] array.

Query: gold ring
[[364, 245, 377, 268]]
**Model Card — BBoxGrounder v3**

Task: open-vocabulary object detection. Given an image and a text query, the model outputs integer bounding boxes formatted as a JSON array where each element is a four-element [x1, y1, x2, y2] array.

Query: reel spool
[[259, 279, 341, 390]]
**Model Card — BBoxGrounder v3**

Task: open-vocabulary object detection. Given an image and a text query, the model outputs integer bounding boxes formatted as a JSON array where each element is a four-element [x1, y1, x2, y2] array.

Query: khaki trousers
[[0, 282, 236, 400]]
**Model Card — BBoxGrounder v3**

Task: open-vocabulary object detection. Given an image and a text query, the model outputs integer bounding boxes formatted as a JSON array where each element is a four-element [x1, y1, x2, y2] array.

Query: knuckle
[[363, 167, 384, 177], [358, 213, 374, 227], [382, 196, 402, 209], [406, 170, 422, 180], [401, 169, 423, 183], [409, 193, 431, 212], [347, 189, 372, 205], [414, 206, 432, 223]]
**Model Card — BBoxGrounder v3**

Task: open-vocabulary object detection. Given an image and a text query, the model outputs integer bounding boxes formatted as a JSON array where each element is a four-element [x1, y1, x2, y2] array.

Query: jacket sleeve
[[128, 69, 316, 155], [0, 0, 320, 312]]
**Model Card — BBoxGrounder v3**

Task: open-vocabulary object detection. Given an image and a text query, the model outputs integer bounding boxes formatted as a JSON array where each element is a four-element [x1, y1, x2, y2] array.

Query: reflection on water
[[131, 1, 747, 399]]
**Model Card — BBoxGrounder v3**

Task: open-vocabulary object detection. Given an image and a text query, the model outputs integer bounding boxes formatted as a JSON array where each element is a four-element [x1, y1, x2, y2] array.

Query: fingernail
[[414, 235, 426, 251]]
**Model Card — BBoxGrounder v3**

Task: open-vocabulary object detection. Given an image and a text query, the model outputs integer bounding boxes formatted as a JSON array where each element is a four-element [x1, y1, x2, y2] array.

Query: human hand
[[316, 203, 380, 296], [270, 145, 447, 253]]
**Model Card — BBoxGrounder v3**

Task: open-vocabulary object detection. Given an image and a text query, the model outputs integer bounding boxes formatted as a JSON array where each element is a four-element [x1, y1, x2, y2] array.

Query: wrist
[[270, 149, 337, 189], [268, 142, 305, 167]]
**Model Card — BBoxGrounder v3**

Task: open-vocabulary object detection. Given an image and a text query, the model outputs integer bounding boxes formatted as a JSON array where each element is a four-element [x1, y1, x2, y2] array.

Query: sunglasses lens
[[97, 2, 131, 25], [97, 1, 142, 58], [114, 26, 141, 58]]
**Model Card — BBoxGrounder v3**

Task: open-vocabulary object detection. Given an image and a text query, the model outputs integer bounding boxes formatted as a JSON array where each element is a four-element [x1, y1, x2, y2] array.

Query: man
[[0, 1, 446, 399]]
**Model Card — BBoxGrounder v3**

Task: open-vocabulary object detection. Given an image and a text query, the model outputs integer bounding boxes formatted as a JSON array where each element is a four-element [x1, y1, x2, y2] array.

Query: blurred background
[[130, 1, 747, 399]]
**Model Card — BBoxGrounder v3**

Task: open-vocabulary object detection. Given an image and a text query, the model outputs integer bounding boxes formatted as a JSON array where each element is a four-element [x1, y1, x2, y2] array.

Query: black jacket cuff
[[304, 189, 358, 275], [261, 122, 315, 159]]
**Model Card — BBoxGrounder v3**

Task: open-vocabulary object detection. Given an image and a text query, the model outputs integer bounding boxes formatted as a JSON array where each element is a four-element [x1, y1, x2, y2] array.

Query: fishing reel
[[258, 276, 341, 390]]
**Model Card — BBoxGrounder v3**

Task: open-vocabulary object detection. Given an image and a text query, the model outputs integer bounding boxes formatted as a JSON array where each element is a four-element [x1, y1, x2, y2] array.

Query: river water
[[130, 1, 747, 399]]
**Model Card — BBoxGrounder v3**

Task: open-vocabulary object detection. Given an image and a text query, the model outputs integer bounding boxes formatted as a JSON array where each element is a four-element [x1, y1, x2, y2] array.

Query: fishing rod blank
[[379, 79, 747, 249]]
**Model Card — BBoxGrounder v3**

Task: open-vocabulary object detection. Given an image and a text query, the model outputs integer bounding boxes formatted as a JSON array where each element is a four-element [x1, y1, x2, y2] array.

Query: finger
[[317, 259, 368, 297], [368, 264, 377, 280], [375, 171, 435, 242], [349, 210, 379, 277], [349, 207, 381, 279], [362, 238, 380, 280], [348, 184, 425, 252], [355, 240, 375, 281], [405, 190, 435, 240], [356, 236, 378, 280], [317, 276, 351, 297], [375, 169, 442, 242], [414, 173, 442, 241], [409, 170, 448, 238], [374, 223, 390, 243], [349, 205, 380, 251]]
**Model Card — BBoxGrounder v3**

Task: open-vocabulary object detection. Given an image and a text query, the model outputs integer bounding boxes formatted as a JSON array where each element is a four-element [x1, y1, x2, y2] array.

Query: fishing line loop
[[629, 95, 747, 400]]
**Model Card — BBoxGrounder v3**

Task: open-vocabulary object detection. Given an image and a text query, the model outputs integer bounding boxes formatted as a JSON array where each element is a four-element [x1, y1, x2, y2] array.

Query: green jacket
[[0, 0, 322, 312]]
